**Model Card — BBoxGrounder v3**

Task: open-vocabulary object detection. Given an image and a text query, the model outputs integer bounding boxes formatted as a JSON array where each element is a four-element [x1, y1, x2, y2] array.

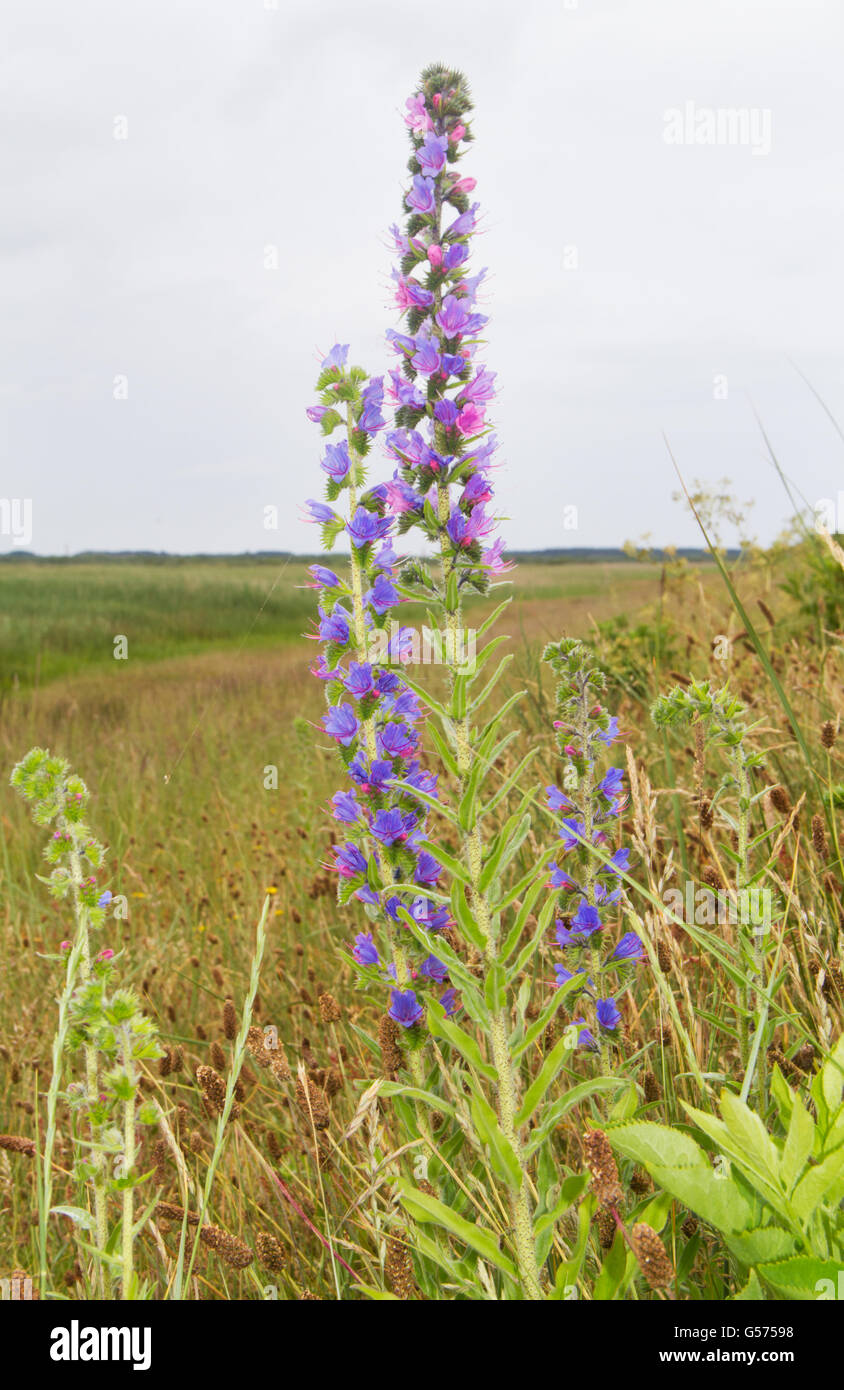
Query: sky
[[1, 0, 842, 556]]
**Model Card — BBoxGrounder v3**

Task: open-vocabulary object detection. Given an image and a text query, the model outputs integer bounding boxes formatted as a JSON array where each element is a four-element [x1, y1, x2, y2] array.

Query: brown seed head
[[812, 814, 829, 860], [582, 1128, 623, 1208], [318, 992, 342, 1024], [196, 1064, 227, 1115], [821, 719, 837, 750], [0, 1134, 35, 1157], [222, 998, 238, 1041], [210, 1041, 226, 1071], [631, 1223, 674, 1289], [385, 1235, 417, 1299], [199, 1223, 253, 1269], [295, 1074, 330, 1129], [255, 1232, 285, 1272], [379, 1014, 403, 1077]]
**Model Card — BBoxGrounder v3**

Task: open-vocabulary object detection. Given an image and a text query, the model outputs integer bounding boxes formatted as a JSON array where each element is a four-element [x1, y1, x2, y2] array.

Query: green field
[[1, 545, 842, 1301]]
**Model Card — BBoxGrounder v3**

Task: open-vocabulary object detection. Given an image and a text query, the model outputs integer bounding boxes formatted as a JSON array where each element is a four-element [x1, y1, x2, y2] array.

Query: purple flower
[[358, 401, 386, 434], [549, 864, 575, 890], [322, 703, 359, 746], [365, 573, 399, 615], [571, 900, 602, 937], [417, 133, 448, 177], [599, 767, 624, 801], [320, 441, 351, 482], [554, 964, 587, 988], [322, 344, 349, 371], [407, 175, 436, 215], [347, 507, 390, 549], [436, 294, 470, 337], [308, 564, 340, 590], [318, 605, 350, 645], [371, 808, 414, 847], [547, 785, 572, 812], [607, 848, 631, 876], [596, 998, 622, 1031], [306, 405, 329, 424], [611, 932, 644, 962], [333, 843, 367, 879], [344, 662, 375, 699], [419, 954, 448, 983], [97, 890, 113, 908], [353, 932, 380, 966], [305, 499, 338, 526], [411, 339, 441, 376], [389, 988, 425, 1028], [597, 716, 620, 747], [461, 367, 496, 403], [378, 722, 416, 760], [440, 988, 459, 1017], [331, 790, 361, 823]]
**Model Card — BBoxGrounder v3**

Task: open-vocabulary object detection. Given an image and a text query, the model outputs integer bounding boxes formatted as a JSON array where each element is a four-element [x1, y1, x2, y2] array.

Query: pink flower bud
[[452, 176, 476, 194], [450, 123, 465, 143], [427, 244, 444, 267], [60, 940, 71, 951]]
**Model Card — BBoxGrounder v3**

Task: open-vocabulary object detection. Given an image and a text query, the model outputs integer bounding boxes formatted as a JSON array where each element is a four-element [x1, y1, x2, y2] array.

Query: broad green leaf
[[725, 1226, 797, 1266], [732, 1269, 765, 1300], [648, 1164, 752, 1235], [607, 1120, 709, 1171], [790, 1142, 844, 1222], [758, 1256, 844, 1301]]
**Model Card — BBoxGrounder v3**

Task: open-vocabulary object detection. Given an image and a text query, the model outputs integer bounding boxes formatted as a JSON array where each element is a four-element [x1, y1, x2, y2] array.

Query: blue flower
[[322, 703, 358, 746], [596, 997, 622, 1030], [353, 932, 380, 966], [389, 988, 425, 1028], [611, 932, 644, 963], [571, 900, 602, 937]]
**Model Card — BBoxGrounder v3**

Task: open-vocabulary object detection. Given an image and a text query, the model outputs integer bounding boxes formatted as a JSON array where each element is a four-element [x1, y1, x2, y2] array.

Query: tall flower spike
[[383, 66, 509, 595], [304, 345, 458, 1040], [542, 639, 639, 1065]]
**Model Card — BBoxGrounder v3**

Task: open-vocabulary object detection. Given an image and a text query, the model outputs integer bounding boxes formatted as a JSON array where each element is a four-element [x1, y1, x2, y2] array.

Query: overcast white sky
[[1, 0, 842, 556]]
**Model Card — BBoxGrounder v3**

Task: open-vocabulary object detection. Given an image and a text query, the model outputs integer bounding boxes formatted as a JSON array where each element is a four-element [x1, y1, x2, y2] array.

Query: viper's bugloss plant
[[10, 748, 163, 1299], [305, 347, 457, 1070], [542, 639, 641, 1067]]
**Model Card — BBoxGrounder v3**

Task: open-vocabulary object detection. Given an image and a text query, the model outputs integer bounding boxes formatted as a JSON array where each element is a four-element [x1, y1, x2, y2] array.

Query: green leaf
[[758, 1256, 844, 1300], [469, 1093, 523, 1190], [790, 1142, 844, 1222], [377, 1082, 456, 1120], [607, 1121, 709, 1171], [426, 999, 496, 1081], [396, 1179, 517, 1279], [781, 1093, 815, 1193], [416, 839, 472, 888], [50, 1204, 95, 1232], [648, 1163, 752, 1235], [732, 1269, 765, 1300], [526, 1077, 627, 1155], [725, 1226, 797, 1266]]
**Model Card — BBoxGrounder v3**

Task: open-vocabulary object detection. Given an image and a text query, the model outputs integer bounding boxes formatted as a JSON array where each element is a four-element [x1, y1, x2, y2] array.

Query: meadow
[[1, 539, 841, 1302]]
